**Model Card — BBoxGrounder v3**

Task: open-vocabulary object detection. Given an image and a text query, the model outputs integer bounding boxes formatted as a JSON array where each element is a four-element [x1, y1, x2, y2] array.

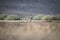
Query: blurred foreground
[[0, 21, 60, 40]]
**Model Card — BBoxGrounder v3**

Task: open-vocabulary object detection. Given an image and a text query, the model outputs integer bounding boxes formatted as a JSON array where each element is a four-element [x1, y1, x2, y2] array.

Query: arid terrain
[[0, 21, 60, 40]]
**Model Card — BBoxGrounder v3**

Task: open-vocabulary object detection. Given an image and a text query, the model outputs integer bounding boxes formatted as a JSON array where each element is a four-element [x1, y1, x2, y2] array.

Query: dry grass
[[0, 22, 60, 40]]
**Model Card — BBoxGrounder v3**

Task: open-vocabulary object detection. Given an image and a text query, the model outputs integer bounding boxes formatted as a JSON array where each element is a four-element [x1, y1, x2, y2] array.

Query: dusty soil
[[0, 22, 60, 40]]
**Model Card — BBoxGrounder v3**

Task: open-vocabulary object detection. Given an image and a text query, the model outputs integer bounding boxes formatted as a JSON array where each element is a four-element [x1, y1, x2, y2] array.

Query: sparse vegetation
[[4, 15, 21, 20], [32, 14, 45, 20], [0, 14, 60, 21], [41, 15, 54, 22], [32, 14, 60, 22], [0, 14, 21, 20], [0, 14, 7, 20]]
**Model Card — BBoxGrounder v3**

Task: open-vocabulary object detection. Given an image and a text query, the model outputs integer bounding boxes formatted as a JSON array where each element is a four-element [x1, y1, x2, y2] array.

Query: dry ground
[[0, 22, 60, 40]]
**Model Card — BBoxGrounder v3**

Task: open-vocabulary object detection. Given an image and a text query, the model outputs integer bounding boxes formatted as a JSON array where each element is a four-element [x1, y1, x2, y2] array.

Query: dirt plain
[[0, 21, 60, 40]]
